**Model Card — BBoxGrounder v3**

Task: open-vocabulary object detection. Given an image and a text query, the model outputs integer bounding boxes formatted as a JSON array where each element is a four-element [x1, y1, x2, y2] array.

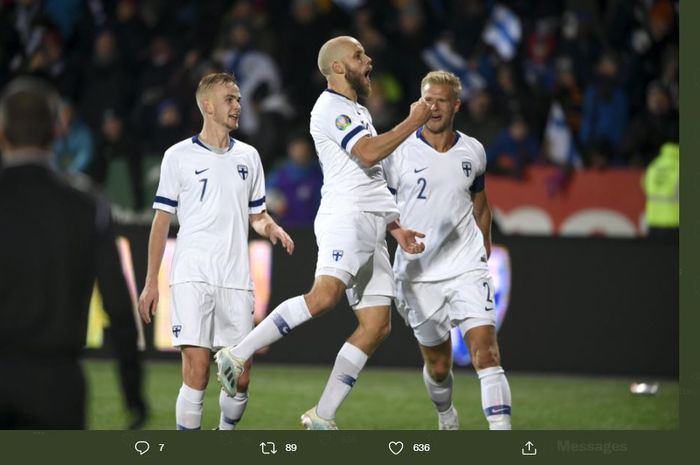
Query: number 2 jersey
[[383, 128, 488, 282], [153, 135, 266, 289]]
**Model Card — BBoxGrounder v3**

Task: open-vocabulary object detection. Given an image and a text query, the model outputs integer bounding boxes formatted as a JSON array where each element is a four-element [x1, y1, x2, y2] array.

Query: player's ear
[[331, 60, 344, 75], [202, 97, 213, 115]]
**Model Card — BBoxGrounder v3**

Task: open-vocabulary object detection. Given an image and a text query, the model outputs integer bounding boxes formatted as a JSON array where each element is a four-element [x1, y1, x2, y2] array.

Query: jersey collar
[[416, 127, 461, 151], [191, 134, 236, 152], [324, 88, 356, 102]]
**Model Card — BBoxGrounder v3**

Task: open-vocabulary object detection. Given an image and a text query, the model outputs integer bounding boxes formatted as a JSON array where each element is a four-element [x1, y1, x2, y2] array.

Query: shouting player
[[215, 36, 432, 429]]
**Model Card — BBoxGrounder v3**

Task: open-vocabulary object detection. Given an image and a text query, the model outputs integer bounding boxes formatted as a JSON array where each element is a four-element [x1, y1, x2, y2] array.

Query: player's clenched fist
[[408, 97, 435, 127]]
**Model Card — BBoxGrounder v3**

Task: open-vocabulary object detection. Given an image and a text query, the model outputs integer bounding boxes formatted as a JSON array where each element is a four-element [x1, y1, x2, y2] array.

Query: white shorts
[[170, 282, 254, 350], [314, 211, 394, 309], [395, 269, 496, 347]]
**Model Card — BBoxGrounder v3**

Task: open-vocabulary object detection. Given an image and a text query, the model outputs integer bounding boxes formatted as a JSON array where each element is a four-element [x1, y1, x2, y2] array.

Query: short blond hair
[[195, 72, 237, 115], [420, 70, 462, 100]]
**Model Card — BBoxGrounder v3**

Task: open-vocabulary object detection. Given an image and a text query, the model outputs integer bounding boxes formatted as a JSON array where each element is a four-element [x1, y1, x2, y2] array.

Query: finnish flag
[[482, 4, 522, 61], [545, 101, 583, 168], [421, 40, 486, 99]]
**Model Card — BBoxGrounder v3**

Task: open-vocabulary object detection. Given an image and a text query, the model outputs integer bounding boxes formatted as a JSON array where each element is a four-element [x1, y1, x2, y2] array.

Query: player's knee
[[183, 363, 210, 390], [305, 282, 344, 315], [369, 318, 391, 342], [428, 358, 452, 382], [471, 345, 500, 371]]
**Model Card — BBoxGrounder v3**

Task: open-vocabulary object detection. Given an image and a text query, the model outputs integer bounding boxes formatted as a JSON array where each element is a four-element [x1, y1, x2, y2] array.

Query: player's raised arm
[[351, 98, 434, 167], [138, 209, 172, 324], [250, 211, 295, 255]]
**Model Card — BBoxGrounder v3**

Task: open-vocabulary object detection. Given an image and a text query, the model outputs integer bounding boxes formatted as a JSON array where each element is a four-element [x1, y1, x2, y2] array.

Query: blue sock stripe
[[271, 314, 292, 336], [222, 416, 240, 426], [176, 424, 201, 431], [337, 374, 357, 387], [484, 404, 511, 417]]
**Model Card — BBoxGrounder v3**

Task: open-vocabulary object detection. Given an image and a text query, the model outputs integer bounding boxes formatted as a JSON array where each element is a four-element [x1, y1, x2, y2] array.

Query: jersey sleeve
[[382, 152, 400, 196], [153, 151, 180, 213], [248, 150, 267, 214], [470, 139, 487, 193], [322, 100, 371, 154]]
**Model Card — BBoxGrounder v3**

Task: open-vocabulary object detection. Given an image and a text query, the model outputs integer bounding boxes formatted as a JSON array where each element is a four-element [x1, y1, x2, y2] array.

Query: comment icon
[[134, 441, 150, 455]]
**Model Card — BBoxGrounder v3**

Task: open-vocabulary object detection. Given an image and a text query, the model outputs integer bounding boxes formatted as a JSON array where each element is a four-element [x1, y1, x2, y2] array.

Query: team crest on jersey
[[172, 325, 182, 337], [332, 249, 344, 261], [462, 161, 472, 177], [237, 164, 249, 180], [335, 114, 351, 131]]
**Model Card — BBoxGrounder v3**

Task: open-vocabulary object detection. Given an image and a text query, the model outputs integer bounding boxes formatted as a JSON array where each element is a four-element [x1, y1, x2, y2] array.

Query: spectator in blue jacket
[[579, 52, 628, 167], [266, 134, 323, 227]]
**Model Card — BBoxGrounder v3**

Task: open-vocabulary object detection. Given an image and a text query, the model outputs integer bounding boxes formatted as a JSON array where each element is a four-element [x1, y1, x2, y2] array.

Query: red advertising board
[[487, 166, 646, 237]]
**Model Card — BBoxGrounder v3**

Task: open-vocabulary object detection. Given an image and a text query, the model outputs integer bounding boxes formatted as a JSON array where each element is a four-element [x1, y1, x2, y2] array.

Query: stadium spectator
[[112, 0, 150, 74], [79, 30, 133, 135], [266, 134, 323, 228], [460, 89, 501, 148], [92, 109, 145, 210], [384, 70, 512, 431], [215, 35, 431, 430], [579, 51, 628, 167], [0, 76, 146, 429], [622, 81, 678, 167], [23, 30, 82, 101], [642, 142, 678, 239], [138, 72, 293, 431], [52, 98, 94, 176], [551, 56, 583, 135], [213, 19, 293, 160], [277, 0, 330, 114], [487, 115, 541, 177]]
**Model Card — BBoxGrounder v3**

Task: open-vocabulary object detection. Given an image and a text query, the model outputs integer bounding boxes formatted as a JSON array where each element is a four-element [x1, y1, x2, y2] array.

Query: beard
[[346, 68, 371, 99]]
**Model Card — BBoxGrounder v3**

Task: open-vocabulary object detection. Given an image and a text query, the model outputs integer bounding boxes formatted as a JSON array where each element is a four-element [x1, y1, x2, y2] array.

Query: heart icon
[[388, 441, 404, 455]]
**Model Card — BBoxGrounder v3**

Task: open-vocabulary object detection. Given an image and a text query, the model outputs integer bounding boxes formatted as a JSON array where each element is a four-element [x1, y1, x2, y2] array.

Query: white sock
[[232, 295, 311, 361], [316, 342, 368, 420], [219, 391, 248, 430], [175, 384, 205, 430], [477, 366, 512, 430], [423, 365, 454, 413]]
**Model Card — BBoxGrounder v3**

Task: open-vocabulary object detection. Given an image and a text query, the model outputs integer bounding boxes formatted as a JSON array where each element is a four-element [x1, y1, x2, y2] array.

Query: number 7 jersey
[[383, 129, 489, 282], [153, 135, 266, 289]]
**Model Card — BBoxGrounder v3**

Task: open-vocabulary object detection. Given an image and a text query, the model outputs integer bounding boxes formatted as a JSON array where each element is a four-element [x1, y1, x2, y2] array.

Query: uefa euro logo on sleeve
[[462, 161, 472, 177], [335, 114, 351, 131], [332, 249, 344, 262], [237, 164, 249, 180]]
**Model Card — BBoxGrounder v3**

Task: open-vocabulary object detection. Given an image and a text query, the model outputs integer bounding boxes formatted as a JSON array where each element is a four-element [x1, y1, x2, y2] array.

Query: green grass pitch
[[85, 359, 678, 430]]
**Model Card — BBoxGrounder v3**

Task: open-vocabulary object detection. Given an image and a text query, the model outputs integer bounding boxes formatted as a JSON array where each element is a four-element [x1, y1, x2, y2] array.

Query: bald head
[[317, 36, 361, 78]]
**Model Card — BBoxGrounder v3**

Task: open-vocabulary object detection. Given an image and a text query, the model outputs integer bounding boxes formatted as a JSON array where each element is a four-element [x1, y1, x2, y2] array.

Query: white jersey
[[383, 129, 488, 282], [310, 89, 398, 218], [153, 135, 266, 289]]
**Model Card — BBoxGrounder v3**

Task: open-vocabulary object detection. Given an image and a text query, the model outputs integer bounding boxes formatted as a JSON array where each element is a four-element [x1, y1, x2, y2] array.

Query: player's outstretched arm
[[387, 220, 426, 254], [250, 211, 295, 255], [352, 98, 434, 167], [138, 210, 172, 324]]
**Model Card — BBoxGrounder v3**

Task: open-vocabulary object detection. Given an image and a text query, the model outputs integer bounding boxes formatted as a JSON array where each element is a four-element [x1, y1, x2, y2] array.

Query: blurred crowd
[[0, 0, 679, 220]]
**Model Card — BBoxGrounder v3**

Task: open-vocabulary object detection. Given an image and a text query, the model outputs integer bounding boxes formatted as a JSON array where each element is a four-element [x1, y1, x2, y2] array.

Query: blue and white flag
[[421, 40, 486, 99], [482, 4, 522, 61], [545, 101, 583, 167]]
